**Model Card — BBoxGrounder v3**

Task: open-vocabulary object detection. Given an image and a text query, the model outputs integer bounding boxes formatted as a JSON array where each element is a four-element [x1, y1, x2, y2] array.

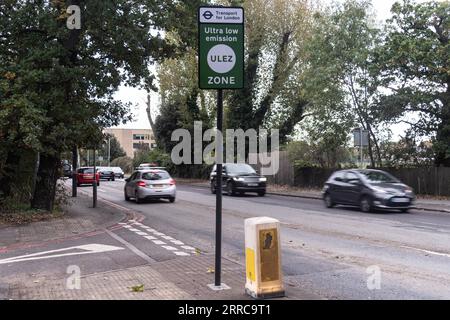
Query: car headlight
[[233, 177, 245, 182], [259, 177, 267, 182]]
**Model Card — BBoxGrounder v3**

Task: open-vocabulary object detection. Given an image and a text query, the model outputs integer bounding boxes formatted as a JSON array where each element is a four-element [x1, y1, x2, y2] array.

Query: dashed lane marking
[[161, 246, 178, 251], [105, 229, 155, 263], [174, 252, 190, 256]]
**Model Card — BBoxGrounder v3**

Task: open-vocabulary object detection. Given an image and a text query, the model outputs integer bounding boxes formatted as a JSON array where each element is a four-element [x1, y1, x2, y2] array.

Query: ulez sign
[[198, 7, 244, 89]]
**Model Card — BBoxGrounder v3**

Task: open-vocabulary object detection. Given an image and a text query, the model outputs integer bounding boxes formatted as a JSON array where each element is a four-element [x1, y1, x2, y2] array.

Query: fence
[[251, 151, 450, 196]]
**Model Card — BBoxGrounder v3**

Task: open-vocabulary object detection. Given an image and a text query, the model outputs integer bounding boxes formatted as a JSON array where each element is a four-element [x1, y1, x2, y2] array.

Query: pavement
[[178, 180, 450, 214]]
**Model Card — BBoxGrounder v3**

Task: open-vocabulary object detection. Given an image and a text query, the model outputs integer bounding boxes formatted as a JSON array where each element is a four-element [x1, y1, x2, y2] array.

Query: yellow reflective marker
[[244, 217, 285, 299], [246, 248, 256, 282]]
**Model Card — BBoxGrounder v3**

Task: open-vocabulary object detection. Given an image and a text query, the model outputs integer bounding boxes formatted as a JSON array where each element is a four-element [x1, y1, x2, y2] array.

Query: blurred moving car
[[75, 167, 100, 187], [322, 169, 415, 213], [98, 168, 115, 181], [124, 169, 176, 203], [110, 167, 125, 179], [210, 163, 267, 196]]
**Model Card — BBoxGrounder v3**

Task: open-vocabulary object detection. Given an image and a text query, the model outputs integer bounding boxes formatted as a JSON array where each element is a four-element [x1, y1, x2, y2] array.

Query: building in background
[[104, 128, 157, 158]]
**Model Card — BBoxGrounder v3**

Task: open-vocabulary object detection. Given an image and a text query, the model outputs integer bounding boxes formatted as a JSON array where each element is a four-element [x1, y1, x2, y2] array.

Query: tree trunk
[[0, 150, 21, 198], [31, 154, 60, 211]]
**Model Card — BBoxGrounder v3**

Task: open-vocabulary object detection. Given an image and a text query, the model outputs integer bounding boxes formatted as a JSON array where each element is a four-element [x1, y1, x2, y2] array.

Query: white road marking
[[174, 252, 190, 256], [135, 232, 148, 236], [0, 244, 124, 265], [152, 240, 166, 245], [171, 240, 185, 245], [161, 246, 178, 251], [153, 232, 165, 236], [129, 228, 140, 232], [401, 246, 450, 258], [144, 236, 157, 240], [161, 236, 174, 240], [105, 229, 155, 263], [181, 246, 196, 251]]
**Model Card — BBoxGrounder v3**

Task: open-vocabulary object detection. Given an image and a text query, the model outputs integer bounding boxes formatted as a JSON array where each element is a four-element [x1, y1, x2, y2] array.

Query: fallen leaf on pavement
[[207, 268, 215, 274], [130, 284, 144, 292]]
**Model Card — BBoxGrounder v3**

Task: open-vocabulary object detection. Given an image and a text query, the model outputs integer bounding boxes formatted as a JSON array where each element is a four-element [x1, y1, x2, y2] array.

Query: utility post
[[93, 148, 97, 208], [199, 6, 244, 290], [108, 136, 111, 167], [72, 145, 77, 197]]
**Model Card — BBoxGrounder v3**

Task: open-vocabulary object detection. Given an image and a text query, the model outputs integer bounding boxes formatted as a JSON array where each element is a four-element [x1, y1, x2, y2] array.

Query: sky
[[113, 0, 436, 140]]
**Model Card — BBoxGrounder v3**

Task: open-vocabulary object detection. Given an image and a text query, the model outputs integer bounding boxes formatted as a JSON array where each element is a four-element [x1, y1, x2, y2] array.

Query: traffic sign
[[198, 6, 244, 90]]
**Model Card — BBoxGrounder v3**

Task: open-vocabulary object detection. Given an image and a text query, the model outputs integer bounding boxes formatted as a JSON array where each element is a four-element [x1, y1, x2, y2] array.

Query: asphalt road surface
[[2, 180, 450, 299]]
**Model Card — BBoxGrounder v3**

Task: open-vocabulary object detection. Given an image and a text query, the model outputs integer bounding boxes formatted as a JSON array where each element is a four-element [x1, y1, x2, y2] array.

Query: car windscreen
[[360, 171, 399, 184], [79, 168, 94, 174], [141, 171, 170, 181], [225, 164, 256, 175]]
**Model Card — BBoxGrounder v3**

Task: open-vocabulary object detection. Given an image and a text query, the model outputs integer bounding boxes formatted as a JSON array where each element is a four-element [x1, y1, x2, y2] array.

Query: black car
[[210, 163, 267, 196], [98, 169, 115, 181], [62, 163, 72, 178], [322, 169, 415, 213]]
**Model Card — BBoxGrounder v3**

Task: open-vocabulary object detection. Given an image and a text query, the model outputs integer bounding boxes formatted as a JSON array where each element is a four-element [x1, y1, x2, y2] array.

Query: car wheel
[[324, 193, 334, 208], [124, 191, 130, 201], [169, 197, 176, 203], [360, 196, 372, 213], [135, 191, 141, 204], [257, 191, 265, 197], [210, 181, 216, 194], [226, 182, 235, 196], [401, 208, 409, 213]]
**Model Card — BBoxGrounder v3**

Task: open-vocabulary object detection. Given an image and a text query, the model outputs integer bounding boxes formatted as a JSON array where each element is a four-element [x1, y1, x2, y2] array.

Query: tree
[[0, 1, 181, 211], [304, 0, 388, 168], [226, 0, 315, 144], [100, 135, 126, 163], [378, 0, 450, 166]]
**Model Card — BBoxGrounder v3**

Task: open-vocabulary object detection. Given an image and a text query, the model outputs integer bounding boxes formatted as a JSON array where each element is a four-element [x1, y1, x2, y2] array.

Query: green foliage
[[287, 140, 354, 169], [378, 0, 450, 166], [132, 148, 171, 169], [0, 1, 183, 209], [99, 135, 126, 163], [110, 156, 133, 174]]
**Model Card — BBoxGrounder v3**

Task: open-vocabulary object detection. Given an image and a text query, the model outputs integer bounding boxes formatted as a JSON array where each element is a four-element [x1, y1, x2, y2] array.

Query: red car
[[76, 167, 100, 187]]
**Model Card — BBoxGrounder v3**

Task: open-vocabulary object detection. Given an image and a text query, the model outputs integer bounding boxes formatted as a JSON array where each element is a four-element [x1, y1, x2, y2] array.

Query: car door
[[328, 171, 347, 203], [343, 172, 362, 205], [221, 165, 228, 189], [126, 172, 137, 196]]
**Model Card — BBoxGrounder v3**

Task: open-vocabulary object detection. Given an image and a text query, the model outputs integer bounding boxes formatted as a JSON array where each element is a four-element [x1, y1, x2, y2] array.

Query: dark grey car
[[322, 169, 415, 213], [210, 163, 267, 196]]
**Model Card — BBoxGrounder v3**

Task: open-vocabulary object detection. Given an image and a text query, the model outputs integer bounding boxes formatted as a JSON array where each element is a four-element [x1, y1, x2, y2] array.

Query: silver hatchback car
[[124, 170, 176, 203]]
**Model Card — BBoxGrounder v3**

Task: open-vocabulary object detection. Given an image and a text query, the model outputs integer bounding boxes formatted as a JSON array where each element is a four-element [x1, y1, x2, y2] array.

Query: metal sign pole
[[199, 6, 244, 290], [215, 89, 224, 287], [360, 128, 363, 169], [93, 148, 97, 208]]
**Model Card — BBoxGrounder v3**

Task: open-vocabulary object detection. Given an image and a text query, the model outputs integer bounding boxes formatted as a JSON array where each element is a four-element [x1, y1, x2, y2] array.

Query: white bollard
[[245, 217, 285, 299]]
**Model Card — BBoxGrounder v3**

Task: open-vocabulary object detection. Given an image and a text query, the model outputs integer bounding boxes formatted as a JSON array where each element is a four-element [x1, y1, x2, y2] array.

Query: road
[[1, 179, 450, 299]]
